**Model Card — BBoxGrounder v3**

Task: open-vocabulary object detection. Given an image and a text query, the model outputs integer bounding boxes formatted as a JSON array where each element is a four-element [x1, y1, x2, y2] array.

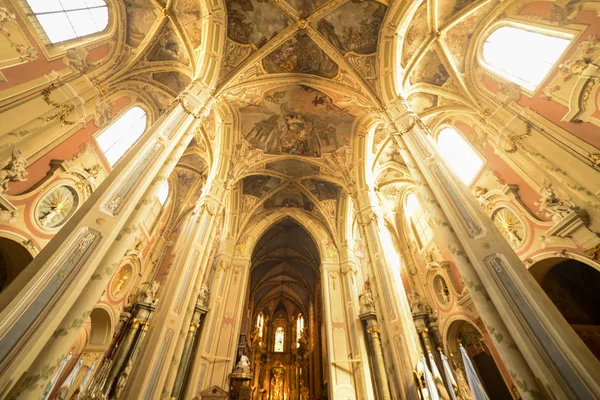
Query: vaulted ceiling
[[250, 219, 320, 318]]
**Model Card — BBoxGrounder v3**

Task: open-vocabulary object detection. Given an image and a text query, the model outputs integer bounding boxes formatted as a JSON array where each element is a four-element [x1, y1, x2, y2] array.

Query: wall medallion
[[491, 207, 524, 248], [36, 185, 79, 229], [433, 275, 451, 306], [111, 263, 133, 298]]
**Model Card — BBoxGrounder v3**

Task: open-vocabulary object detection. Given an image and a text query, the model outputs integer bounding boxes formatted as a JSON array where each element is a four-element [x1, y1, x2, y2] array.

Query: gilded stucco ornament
[[491, 207, 524, 248], [0, 147, 28, 194], [534, 179, 578, 223]]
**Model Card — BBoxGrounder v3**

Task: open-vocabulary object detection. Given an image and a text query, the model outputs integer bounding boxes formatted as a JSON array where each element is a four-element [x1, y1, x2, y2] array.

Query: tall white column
[[352, 192, 422, 400], [122, 180, 227, 399], [392, 116, 600, 398], [0, 84, 214, 399]]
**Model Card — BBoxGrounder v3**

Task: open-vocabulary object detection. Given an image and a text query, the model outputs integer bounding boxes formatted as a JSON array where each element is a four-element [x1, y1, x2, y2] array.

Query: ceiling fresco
[[265, 160, 320, 176], [317, 0, 386, 54], [241, 85, 354, 157], [397, 0, 499, 120], [301, 178, 340, 200], [438, 0, 475, 23], [226, 0, 289, 48], [285, 0, 328, 16], [263, 185, 315, 211], [243, 175, 284, 197], [175, 0, 204, 48], [401, 3, 427, 68], [262, 33, 339, 78], [409, 50, 450, 86], [152, 72, 191, 95], [125, 0, 159, 47], [148, 28, 190, 65]]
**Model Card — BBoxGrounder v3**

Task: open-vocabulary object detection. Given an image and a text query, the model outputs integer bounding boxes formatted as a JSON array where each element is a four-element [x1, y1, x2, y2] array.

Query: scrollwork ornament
[[106, 194, 123, 213], [0, 147, 28, 194]]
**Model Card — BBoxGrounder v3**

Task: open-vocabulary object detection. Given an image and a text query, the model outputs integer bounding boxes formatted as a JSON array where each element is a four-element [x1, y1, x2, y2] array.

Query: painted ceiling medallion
[[492, 207, 524, 247], [36, 186, 78, 229]]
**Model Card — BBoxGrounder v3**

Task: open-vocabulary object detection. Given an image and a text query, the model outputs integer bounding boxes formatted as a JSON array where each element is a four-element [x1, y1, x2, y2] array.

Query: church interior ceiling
[[250, 219, 319, 313], [241, 85, 354, 157], [399, 0, 499, 121]]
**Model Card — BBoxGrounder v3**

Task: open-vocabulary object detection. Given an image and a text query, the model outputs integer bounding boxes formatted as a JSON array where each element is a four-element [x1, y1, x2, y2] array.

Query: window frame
[[14, 0, 117, 59], [92, 104, 150, 168], [477, 20, 576, 95], [434, 124, 486, 186], [404, 192, 434, 250]]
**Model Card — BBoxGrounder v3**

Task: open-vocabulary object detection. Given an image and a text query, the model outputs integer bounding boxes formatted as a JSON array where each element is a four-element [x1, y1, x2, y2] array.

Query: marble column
[[390, 118, 600, 398], [352, 194, 421, 400], [170, 288, 210, 399], [339, 258, 374, 400], [103, 299, 155, 398], [0, 85, 214, 399], [358, 291, 392, 400], [320, 261, 356, 400], [121, 180, 227, 399]]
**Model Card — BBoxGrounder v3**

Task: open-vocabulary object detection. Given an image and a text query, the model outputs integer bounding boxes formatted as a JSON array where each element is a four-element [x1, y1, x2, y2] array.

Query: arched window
[[405, 193, 433, 248], [96, 106, 147, 167], [26, 0, 109, 44], [256, 312, 265, 340], [482, 24, 572, 91], [157, 181, 169, 206], [274, 327, 285, 352], [296, 314, 304, 347], [437, 127, 484, 185], [144, 181, 169, 231]]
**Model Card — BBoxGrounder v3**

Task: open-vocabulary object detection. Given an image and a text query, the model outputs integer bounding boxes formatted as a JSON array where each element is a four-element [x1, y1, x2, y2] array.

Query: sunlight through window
[[257, 313, 264, 339], [96, 106, 147, 167], [437, 127, 484, 185], [274, 327, 285, 352], [405, 193, 433, 248], [26, 0, 109, 44], [157, 181, 169, 206], [482, 25, 572, 91], [296, 314, 304, 347]]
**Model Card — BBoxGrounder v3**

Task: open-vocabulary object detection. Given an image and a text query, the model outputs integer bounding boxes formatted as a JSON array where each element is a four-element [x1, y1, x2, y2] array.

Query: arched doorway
[[0, 237, 33, 292], [244, 218, 324, 400], [446, 320, 512, 400], [529, 257, 600, 360]]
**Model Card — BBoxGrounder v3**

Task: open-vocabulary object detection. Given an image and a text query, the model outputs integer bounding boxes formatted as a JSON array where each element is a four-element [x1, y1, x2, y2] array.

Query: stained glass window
[[257, 312, 264, 339], [482, 25, 572, 91], [274, 327, 285, 352], [437, 127, 484, 185], [296, 314, 304, 347], [405, 193, 433, 248], [96, 106, 147, 167], [26, 0, 109, 44]]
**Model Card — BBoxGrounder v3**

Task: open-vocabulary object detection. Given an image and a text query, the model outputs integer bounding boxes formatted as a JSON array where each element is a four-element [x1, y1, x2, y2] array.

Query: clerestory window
[[26, 0, 109, 44], [482, 24, 572, 91], [96, 106, 147, 167]]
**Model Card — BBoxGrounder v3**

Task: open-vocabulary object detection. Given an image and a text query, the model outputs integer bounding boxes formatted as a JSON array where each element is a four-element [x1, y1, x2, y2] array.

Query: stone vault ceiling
[[215, 0, 392, 239], [217, 0, 388, 100]]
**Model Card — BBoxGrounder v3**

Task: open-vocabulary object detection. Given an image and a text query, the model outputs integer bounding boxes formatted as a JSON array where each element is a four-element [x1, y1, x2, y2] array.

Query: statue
[[0, 148, 28, 194], [407, 292, 422, 313], [150, 280, 160, 302], [114, 359, 132, 399], [249, 327, 261, 349], [235, 354, 251, 374], [359, 290, 375, 314], [534, 179, 577, 223], [198, 284, 209, 307], [298, 328, 309, 356]]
